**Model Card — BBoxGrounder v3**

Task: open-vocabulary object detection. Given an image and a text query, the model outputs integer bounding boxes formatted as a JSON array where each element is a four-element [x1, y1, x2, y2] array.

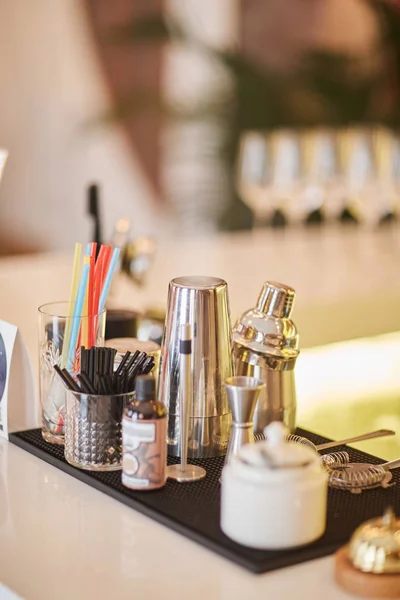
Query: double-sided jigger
[[167, 324, 206, 482], [224, 376, 266, 465]]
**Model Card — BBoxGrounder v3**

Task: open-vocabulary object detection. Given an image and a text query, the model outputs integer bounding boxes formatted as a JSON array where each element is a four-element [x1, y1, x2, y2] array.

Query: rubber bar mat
[[9, 428, 400, 574]]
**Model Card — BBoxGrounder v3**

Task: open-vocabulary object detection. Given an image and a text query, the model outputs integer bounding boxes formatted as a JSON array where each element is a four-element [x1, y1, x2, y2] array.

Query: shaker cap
[[256, 282, 295, 318], [238, 422, 318, 470], [232, 281, 299, 362]]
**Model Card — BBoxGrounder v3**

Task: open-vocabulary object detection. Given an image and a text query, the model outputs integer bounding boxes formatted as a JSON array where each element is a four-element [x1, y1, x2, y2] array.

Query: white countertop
[[0, 436, 356, 600], [0, 226, 398, 599]]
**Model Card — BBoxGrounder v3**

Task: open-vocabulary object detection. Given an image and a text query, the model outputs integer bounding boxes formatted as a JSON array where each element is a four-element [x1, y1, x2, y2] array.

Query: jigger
[[224, 376, 266, 464]]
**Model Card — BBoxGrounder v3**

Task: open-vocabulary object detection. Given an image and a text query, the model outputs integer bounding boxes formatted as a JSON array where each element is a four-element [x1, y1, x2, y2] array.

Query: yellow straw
[[81, 262, 90, 349], [61, 242, 82, 368]]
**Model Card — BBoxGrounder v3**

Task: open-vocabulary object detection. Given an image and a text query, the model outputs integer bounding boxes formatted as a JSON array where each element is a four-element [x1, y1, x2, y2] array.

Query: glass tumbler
[[64, 391, 134, 471], [38, 301, 106, 445]]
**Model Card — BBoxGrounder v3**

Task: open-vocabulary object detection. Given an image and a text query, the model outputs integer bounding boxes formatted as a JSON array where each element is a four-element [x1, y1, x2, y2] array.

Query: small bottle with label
[[122, 375, 167, 490]]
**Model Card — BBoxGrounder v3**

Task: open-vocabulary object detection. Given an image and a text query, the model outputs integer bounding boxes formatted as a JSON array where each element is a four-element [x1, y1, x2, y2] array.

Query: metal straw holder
[[64, 390, 134, 471]]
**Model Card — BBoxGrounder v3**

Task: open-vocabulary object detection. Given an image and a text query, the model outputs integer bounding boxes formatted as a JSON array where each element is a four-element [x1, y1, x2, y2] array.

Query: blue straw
[[68, 263, 90, 368], [98, 247, 121, 313]]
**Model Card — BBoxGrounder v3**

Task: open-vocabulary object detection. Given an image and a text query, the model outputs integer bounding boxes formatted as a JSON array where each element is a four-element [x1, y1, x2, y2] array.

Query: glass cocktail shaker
[[232, 281, 299, 434]]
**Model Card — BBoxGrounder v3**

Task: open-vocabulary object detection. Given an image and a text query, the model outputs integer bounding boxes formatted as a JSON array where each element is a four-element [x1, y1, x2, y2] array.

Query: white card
[[0, 583, 23, 600], [0, 320, 38, 439]]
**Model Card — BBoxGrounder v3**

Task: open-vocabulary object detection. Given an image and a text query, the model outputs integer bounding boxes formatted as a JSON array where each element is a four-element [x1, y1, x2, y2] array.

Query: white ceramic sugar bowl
[[220, 422, 328, 549]]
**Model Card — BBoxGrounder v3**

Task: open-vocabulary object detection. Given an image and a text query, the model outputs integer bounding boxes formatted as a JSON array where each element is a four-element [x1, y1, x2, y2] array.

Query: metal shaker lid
[[256, 282, 295, 317], [233, 281, 299, 360]]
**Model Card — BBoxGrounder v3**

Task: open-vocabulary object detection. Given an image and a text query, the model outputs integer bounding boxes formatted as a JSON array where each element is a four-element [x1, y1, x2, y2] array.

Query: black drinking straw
[[99, 377, 108, 395], [128, 352, 147, 378], [95, 347, 101, 377], [123, 350, 140, 375], [104, 348, 111, 375], [142, 358, 155, 375], [81, 347, 88, 375], [122, 373, 129, 393], [141, 361, 154, 375], [110, 348, 117, 374], [72, 345, 154, 395], [53, 365, 80, 392], [106, 374, 114, 394], [115, 351, 131, 377], [78, 373, 96, 394]]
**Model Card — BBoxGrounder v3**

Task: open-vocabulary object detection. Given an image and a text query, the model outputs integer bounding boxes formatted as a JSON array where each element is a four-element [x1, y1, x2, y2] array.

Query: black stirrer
[[53, 365, 80, 392], [126, 355, 147, 391], [142, 358, 155, 375], [95, 347, 101, 378], [99, 377, 108, 395], [104, 348, 111, 376], [141, 355, 154, 371], [115, 351, 131, 377], [121, 372, 129, 394], [80, 347, 88, 376], [61, 368, 81, 392], [109, 348, 117, 374], [128, 352, 147, 379], [89, 347, 95, 382], [78, 373, 96, 394], [105, 374, 114, 394], [123, 350, 140, 375]]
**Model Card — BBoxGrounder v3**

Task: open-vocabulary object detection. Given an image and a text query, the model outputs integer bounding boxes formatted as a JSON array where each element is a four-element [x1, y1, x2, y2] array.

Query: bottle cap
[[135, 375, 155, 401]]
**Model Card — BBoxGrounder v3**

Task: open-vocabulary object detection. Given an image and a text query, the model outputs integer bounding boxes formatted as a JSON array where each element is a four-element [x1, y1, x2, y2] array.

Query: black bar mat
[[9, 428, 400, 574]]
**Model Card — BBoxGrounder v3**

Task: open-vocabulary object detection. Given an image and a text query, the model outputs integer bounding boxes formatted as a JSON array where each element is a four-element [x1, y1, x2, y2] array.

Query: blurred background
[[2, 0, 400, 254]]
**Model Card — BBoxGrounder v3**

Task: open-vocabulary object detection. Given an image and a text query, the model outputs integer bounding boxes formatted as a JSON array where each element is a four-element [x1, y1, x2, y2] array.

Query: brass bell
[[348, 508, 400, 574]]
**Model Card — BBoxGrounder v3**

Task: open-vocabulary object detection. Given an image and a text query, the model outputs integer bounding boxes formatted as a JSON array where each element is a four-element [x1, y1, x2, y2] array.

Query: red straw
[[100, 246, 112, 289], [91, 245, 111, 338]]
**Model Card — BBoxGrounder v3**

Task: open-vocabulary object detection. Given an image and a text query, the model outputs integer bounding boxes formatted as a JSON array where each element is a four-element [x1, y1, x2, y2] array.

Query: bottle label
[[122, 417, 166, 490]]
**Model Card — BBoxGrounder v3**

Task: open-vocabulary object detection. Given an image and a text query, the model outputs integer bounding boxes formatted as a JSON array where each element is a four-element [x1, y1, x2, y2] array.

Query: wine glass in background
[[236, 132, 273, 228], [346, 127, 395, 228], [295, 129, 336, 225], [326, 128, 358, 223], [372, 127, 398, 224], [269, 129, 301, 227]]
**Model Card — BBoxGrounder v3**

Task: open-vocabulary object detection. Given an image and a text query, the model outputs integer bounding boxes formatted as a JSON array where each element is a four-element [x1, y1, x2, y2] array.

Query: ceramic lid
[[232, 422, 321, 484]]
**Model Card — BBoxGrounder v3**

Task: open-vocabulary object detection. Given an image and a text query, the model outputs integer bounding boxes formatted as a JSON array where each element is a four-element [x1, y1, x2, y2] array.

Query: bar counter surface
[[0, 226, 398, 599]]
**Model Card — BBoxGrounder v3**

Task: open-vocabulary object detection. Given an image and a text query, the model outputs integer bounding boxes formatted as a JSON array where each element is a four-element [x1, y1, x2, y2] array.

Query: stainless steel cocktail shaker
[[159, 276, 233, 458], [232, 281, 299, 433]]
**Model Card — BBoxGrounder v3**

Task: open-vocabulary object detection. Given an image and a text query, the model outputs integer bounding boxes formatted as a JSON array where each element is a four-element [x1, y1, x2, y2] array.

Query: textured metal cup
[[159, 276, 233, 458], [64, 390, 134, 471]]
